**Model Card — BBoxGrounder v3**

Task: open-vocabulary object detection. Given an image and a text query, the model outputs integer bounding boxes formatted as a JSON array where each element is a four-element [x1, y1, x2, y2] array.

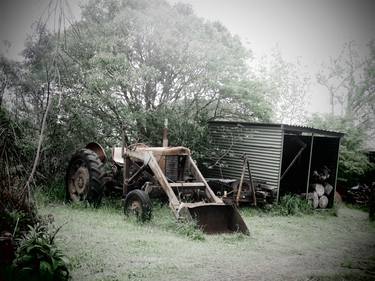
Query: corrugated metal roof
[[209, 121, 344, 138]]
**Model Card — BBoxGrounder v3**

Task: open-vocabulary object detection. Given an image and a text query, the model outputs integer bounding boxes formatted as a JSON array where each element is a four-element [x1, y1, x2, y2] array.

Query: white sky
[[1, 0, 374, 115]]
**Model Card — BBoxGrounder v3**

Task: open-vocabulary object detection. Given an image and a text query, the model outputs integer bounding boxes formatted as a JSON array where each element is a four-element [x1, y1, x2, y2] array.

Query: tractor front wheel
[[124, 190, 152, 222]]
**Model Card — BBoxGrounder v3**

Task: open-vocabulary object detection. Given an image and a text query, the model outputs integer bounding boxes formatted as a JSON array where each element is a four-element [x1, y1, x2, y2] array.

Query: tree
[[0, 54, 21, 108], [309, 114, 373, 185], [251, 48, 310, 125], [56, 0, 272, 148], [317, 41, 375, 132], [2, 0, 273, 183]]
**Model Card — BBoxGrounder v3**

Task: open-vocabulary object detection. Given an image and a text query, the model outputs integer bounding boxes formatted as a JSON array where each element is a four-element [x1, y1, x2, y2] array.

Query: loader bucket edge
[[180, 204, 249, 235]]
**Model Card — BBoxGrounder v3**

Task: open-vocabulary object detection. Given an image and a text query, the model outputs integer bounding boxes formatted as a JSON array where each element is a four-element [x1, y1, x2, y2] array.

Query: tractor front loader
[[66, 142, 249, 235], [123, 145, 249, 234]]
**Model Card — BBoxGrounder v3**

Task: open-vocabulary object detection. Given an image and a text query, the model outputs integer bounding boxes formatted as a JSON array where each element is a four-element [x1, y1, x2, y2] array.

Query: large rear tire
[[65, 148, 105, 207], [124, 190, 152, 222]]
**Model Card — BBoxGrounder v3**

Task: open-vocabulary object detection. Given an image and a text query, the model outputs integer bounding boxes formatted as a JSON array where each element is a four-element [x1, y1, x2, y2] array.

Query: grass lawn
[[39, 200, 375, 281]]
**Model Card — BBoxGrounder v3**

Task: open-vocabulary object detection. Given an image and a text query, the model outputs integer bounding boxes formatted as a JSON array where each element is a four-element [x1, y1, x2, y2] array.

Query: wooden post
[[305, 134, 314, 198], [236, 158, 247, 206], [246, 157, 257, 206], [276, 125, 285, 203], [369, 183, 375, 221], [122, 125, 129, 197], [163, 118, 168, 147], [332, 137, 341, 207], [159, 119, 168, 173]]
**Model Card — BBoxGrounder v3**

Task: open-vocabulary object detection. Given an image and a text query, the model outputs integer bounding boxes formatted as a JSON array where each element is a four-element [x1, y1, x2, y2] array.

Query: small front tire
[[124, 190, 152, 222]]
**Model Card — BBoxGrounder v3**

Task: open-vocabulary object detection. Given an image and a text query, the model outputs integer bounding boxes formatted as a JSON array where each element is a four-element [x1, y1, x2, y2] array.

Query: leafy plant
[[10, 223, 70, 281], [271, 194, 313, 216]]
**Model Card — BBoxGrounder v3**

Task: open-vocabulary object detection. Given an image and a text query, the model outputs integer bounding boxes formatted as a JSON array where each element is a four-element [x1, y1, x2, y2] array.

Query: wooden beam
[[305, 134, 315, 198]]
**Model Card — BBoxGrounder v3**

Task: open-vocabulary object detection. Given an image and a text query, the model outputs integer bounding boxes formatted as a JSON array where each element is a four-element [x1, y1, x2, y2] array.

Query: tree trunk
[[24, 81, 53, 205]]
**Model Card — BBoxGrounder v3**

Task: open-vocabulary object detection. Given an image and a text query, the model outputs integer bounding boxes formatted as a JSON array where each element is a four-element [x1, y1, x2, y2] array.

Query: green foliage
[[309, 114, 373, 184], [0, 210, 32, 239], [57, 0, 271, 152], [10, 223, 70, 281], [0, 108, 39, 235], [2, 0, 274, 188], [151, 203, 205, 241], [271, 194, 313, 216], [251, 47, 310, 124], [34, 180, 66, 206], [174, 219, 205, 241], [317, 41, 375, 131]]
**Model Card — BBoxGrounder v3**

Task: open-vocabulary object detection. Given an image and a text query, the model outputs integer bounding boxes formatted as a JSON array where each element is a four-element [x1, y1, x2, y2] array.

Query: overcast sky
[[1, 0, 374, 114]]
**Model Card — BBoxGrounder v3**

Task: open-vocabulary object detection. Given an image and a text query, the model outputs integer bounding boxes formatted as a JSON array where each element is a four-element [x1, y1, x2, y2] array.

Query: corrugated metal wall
[[207, 122, 283, 190]]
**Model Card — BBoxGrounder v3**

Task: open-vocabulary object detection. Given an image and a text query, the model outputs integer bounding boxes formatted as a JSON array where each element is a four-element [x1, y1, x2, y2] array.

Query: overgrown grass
[[34, 180, 66, 205], [36, 190, 205, 241], [149, 202, 205, 241], [35, 192, 375, 281], [241, 194, 314, 217], [272, 194, 314, 216], [40, 201, 375, 281]]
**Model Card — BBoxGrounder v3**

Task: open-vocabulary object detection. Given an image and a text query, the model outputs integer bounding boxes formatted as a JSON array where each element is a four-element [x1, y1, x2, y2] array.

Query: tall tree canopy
[[251, 48, 310, 125], [54, 0, 272, 147], [1, 0, 273, 183], [317, 41, 375, 134]]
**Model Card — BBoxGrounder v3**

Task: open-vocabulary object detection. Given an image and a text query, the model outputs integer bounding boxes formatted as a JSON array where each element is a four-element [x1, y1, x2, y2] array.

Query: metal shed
[[206, 121, 343, 207]]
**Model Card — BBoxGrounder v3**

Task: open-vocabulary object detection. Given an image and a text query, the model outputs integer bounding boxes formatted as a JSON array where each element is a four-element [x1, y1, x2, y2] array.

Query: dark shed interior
[[279, 127, 342, 207]]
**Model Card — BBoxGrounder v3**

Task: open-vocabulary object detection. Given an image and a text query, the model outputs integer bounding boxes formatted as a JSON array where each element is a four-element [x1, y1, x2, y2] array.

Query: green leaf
[[15, 254, 34, 265], [39, 261, 53, 281]]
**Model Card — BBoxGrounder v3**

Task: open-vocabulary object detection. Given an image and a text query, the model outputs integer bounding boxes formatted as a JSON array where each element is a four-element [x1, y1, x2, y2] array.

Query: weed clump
[[271, 194, 313, 216], [175, 219, 205, 241], [151, 204, 205, 241]]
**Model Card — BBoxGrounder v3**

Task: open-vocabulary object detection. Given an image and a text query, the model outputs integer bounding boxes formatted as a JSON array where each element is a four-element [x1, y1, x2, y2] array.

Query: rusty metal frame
[[124, 146, 222, 214], [236, 155, 256, 206], [121, 145, 249, 234]]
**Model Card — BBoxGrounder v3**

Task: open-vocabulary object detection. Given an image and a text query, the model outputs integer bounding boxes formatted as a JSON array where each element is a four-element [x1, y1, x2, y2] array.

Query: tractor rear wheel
[[65, 148, 105, 207], [124, 190, 152, 222]]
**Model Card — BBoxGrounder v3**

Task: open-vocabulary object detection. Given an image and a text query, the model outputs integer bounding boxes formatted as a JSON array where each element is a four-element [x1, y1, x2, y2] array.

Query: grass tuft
[[270, 194, 313, 216], [150, 203, 205, 241]]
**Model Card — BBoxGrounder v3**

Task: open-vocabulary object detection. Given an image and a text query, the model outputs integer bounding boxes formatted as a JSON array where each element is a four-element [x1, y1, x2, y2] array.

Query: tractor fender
[[85, 142, 107, 163]]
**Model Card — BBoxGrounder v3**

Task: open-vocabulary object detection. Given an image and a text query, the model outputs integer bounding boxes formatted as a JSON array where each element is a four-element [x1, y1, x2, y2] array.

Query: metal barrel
[[182, 204, 249, 235]]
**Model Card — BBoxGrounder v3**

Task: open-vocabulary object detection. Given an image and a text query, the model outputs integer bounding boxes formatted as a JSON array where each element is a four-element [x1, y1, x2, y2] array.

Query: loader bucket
[[181, 204, 249, 235]]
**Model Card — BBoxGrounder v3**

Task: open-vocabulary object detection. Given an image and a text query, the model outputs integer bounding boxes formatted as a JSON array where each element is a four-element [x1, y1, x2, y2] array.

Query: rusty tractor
[[65, 141, 249, 234]]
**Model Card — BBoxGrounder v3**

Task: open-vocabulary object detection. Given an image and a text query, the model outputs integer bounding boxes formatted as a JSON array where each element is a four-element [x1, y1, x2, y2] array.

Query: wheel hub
[[129, 200, 142, 215], [69, 166, 89, 201]]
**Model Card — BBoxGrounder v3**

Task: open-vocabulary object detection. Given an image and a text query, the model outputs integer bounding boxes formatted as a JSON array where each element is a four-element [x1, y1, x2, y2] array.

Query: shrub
[[10, 223, 70, 281], [272, 194, 313, 216]]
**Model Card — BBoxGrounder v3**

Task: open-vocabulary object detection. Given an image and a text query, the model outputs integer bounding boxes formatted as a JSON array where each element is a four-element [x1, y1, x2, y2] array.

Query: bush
[[9, 222, 70, 281]]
